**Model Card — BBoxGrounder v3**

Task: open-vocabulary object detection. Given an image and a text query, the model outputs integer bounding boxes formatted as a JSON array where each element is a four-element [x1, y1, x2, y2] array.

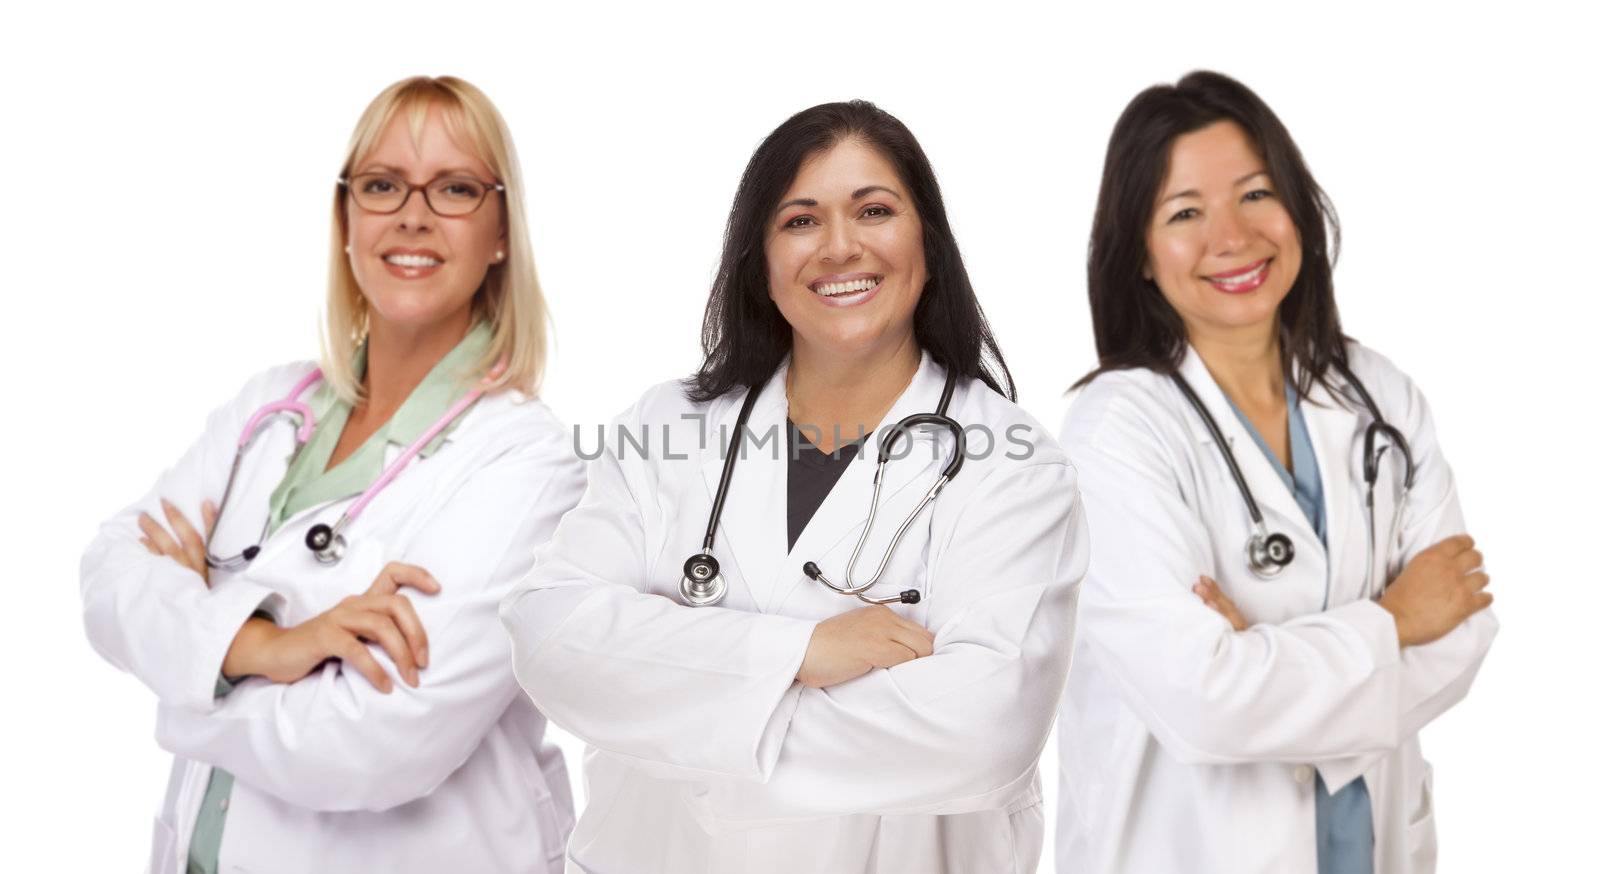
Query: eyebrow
[[774, 185, 905, 214], [354, 163, 486, 179], [1159, 170, 1269, 205]]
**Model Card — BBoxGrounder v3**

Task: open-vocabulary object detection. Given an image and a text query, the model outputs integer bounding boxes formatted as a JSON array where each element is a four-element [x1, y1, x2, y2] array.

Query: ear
[[1141, 261, 1154, 282]]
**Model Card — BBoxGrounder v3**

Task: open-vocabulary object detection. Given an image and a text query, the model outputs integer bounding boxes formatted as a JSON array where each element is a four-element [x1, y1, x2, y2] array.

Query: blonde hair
[[322, 76, 549, 402]]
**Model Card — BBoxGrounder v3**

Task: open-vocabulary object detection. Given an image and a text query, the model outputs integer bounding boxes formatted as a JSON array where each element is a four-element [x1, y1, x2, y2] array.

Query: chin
[[365, 290, 470, 331]]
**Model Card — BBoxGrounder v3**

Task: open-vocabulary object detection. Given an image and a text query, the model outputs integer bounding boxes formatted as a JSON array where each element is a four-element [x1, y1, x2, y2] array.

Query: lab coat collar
[[699, 351, 953, 613]]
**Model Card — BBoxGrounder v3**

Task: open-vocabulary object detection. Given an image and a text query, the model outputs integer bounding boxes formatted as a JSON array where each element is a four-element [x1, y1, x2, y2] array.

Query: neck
[[1189, 320, 1284, 412], [786, 331, 921, 449], [360, 306, 474, 416]]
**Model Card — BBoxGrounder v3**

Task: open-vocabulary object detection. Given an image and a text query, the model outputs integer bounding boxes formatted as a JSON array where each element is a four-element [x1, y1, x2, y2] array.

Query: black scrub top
[[786, 421, 864, 551]]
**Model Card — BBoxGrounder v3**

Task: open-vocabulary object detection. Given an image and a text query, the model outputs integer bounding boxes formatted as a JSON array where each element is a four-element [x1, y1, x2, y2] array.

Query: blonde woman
[[80, 76, 583, 874]]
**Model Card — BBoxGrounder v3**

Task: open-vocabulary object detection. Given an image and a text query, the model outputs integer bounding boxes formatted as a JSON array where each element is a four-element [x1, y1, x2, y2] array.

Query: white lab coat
[[80, 362, 586, 874], [1054, 343, 1498, 874], [500, 353, 1086, 874]]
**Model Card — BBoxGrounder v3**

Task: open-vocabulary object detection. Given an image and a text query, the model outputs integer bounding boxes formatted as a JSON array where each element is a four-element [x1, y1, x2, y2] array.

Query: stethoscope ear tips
[[802, 562, 822, 580], [899, 590, 921, 605], [242, 545, 260, 562]]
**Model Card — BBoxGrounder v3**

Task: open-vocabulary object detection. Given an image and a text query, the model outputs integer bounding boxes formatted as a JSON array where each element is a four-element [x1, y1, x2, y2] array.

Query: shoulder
[[948, 377, 1075, 487], [1060, 366, 1190, 456], [460, 390, 578, 466], [612, 377, 739, 429], [231, 360, 322, 407], [1340, 341, 1424, 407]]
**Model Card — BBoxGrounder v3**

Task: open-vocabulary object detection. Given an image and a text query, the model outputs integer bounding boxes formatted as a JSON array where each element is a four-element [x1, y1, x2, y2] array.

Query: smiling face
[[344, 104, 506, 335], [1145, 120, 1302, 344], [764, 138, 926, 364]]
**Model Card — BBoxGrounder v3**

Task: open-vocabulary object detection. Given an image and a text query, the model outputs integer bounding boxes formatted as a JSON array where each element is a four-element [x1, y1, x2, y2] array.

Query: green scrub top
[[186, 321, 491, 874]]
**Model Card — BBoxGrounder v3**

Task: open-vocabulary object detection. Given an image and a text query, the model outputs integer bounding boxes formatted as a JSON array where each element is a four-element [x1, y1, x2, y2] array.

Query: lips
[[1204, 258, 1270, 294]]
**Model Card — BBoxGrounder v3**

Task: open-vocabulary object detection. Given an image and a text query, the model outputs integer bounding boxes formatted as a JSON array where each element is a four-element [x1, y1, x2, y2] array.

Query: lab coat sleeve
[[697, 461, 1085, 824], [500, 443, 819, 782], [152, 433, 587, 812], [1070, 391, 1405, 766], [1318, 365, 1499, 791], [80, 369, 293, 713]]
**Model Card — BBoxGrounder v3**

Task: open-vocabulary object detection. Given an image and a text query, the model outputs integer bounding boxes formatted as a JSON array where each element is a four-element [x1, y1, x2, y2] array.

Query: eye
[[860, 205, 893, 219], [434, 178, 486, 201], [783, 215, 816, 229], [361, 176, 400, 194], [1167, 207, 1199, 224], [1242, 188, 1274, 203]]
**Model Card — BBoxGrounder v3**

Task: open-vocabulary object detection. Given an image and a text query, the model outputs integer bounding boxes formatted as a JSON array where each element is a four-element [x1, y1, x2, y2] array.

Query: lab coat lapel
[[770, 354, 947, 613], [698, 367, 791, 611], [1176, 348, 1322, 561], [1301, 373, 1365, 602]]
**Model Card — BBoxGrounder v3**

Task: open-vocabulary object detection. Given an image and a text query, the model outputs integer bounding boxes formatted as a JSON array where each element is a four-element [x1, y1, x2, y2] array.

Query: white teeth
[[813, 277, 879, 296], [1210, 261, 1265, 287], [384, 253, 442, 268]]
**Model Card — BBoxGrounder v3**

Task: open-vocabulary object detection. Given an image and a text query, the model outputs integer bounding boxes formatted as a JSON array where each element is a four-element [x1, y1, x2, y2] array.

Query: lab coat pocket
[[147, 816, 176, 874], [1405, 761, 1438, 871]]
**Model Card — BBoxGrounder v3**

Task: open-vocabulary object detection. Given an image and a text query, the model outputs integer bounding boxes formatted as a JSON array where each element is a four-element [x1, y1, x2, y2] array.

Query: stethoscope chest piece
[[1247, 529, 1295, 577], [679, 553, 727, 606], [305, 523, 347, 565]]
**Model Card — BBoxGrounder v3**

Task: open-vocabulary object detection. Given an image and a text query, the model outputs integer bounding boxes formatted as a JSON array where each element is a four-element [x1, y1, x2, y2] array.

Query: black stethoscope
[[679, 371, 965, 607], [1172, 360, 1415, 581]]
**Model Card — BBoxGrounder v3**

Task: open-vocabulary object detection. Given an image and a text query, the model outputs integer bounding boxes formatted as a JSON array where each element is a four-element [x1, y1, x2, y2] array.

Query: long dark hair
[[687, 100, 1014, 402], [1076, 71, 1346, 396]]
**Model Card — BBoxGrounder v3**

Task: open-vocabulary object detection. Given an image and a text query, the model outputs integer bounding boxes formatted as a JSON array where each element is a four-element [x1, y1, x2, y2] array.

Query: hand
[[1193, 575, 1249, 631], [796, 605, 936, 689], [222, 562, 442, 693], [138, 499, 219, 586], [1378, 534, 1492, 648]]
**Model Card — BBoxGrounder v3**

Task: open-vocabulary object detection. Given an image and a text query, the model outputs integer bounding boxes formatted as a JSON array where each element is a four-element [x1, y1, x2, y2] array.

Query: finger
[[380, 593, 430, 669], [1435, 534, 1474, 556], [889, 611, 932, 641], [370, 562, 442, 596], [137, 512, 182, 559], [876, 638, 922, 668], [202, 500, 220, 538], [888, 625, 935, 659], [162, 499, 207, 572], [1457, 549, 1485, 573], [1470, 591, 1494, 613], [346, 610, 417, 687], [1217, 601, 1249, 632], [139, 536, 160, 555], [1465, 571, 1490, 593], [338, 637, 394, 693]]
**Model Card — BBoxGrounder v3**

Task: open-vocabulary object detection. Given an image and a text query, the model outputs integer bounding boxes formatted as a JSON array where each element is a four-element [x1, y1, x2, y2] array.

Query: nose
[[1207, 202, 1249, 256], [394, 186, 433, 233], [819, 216, 862, 264]]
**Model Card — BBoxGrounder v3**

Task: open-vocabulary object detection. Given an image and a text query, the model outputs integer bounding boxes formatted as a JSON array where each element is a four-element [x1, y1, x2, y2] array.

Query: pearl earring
[[345, 244, 352, 254], [495, 250, 505, 261]]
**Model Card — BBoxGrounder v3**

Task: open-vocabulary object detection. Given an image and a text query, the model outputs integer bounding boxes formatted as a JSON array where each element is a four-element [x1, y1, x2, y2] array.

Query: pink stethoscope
[[204, 360, 506, 570]]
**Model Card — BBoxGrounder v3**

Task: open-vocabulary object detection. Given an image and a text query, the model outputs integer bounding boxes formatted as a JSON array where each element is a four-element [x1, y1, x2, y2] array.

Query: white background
[[3, 1, 1593, 870]]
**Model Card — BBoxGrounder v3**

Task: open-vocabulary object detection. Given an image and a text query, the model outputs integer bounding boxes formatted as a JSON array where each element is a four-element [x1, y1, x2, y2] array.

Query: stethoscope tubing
[[204, 360, 504, 569], [1172, 357, 1415, 584], [685, 367, 963, 607]]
